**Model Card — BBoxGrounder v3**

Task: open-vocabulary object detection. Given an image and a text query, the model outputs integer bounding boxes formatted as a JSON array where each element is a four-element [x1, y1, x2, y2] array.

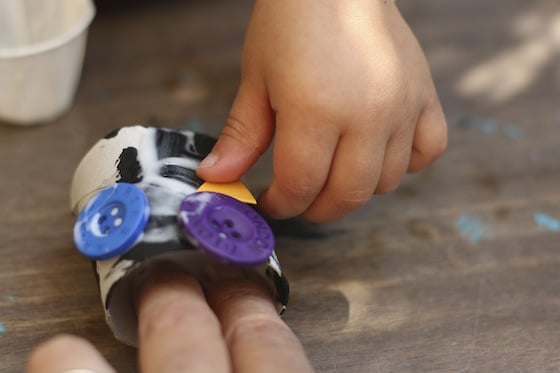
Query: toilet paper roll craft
[[70, 125, 290, 346]]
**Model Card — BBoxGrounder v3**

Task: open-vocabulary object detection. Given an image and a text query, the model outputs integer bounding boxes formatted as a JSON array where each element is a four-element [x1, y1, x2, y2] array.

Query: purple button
[[178, 192, 274, 267]]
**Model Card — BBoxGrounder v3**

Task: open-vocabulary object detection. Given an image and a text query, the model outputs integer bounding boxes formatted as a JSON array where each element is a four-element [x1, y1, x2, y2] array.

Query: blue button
[[73, 183, 149, 260]]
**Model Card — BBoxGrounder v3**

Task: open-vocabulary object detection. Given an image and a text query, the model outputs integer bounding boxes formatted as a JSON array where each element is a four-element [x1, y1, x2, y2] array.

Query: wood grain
[[1, 0, 559, 371]]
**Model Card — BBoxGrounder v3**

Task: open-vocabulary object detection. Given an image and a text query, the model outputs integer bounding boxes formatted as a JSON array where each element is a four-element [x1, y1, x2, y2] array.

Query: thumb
[[197, 79, 274, 182]]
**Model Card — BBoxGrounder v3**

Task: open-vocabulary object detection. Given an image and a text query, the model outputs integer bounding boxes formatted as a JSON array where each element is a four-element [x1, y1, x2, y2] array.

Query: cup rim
[[0, 0, 96, 59]]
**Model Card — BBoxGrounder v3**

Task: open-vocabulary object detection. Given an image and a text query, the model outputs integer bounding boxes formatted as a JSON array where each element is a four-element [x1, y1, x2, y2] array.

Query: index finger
[[136, 263, 230, 373]]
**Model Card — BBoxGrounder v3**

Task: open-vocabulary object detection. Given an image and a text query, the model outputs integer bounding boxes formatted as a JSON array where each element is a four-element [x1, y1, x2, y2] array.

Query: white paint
[[71, 126, 288, 346]]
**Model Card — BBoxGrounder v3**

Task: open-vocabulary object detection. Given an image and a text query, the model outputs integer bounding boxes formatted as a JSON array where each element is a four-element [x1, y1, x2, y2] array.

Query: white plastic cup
[[0, 0, 95, 125]]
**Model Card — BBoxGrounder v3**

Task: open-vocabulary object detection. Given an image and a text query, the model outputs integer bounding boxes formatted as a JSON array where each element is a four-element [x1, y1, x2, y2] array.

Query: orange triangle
[[197, 181, 257, 204]]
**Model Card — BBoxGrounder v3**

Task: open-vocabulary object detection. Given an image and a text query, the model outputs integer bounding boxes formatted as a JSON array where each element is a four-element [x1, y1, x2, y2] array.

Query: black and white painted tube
[[70, 126, 289, 347]]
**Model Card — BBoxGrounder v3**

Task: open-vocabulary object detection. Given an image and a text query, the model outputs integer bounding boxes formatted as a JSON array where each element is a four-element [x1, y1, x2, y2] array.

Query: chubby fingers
[[259, 103, 395, 222], [259, 95, 445, 222], [298, 127, 390, 222], [137, 264, 230, 373], [205, 279, 314, 373], [26, 334, 115, 373], [257, 110, 340, 220], [408, 96, 448, 172]]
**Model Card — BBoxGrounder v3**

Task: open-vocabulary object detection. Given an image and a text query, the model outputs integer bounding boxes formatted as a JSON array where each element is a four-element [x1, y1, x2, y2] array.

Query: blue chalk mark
[[0, 323, 5, 333], [458, 117, 528, 141], [479, 119, 498, 134], [455, 214, 493, 244], [180, 71, 200, 85], [183, 119, 205, 133], [504, 124, 522, 140], [534, 213, 560, 232], [4, 295, 14, 302]]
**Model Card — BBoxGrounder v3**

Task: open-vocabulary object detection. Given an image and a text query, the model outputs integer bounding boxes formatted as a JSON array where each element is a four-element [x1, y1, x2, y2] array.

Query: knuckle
[[433, 129, 448, 157], [337, 188, 373, 209], [288, 86, 349, 123], [305, 188, 373, 223], [276, 177, 318, 201], [412, 107, 448, 169], [210, 281, 266, 310], [426, 101, 449, 159], [420, 126, 448, 165], [376, 178, 401, 194], [225, 314, 296, 347], [223, 115, 266, 154], [224, 115, 250, 140]]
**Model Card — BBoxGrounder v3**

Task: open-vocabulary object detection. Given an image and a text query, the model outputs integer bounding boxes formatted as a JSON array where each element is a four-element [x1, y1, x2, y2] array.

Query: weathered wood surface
[[1, 0, 559, 371]]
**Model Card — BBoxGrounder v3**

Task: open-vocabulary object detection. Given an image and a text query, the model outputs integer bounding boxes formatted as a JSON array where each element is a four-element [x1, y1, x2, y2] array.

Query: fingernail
[[198, 153, 218, 168]]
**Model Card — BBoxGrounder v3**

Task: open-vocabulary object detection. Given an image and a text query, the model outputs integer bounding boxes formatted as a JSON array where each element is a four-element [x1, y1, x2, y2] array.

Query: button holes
[[114, 218, 123, 227], [231, 231, 241, 239], [111, 207, 119, 216], [98, 215, 107, 224], [219, 232, 227, 239], [187, 201, 198, 209], [224, 219, 234, 228], [211, 219, 221, 228]]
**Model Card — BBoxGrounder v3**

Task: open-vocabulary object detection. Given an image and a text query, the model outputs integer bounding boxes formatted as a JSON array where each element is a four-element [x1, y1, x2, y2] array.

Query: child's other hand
[[197, 0, 447, 222]]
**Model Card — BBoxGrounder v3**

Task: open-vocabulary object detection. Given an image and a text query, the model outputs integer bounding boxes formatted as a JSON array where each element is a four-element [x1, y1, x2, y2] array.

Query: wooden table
[[1, 0, 559, 371]]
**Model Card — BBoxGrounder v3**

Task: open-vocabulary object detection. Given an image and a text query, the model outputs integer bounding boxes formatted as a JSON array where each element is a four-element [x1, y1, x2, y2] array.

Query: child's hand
[[197, 0, 447, 222]]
